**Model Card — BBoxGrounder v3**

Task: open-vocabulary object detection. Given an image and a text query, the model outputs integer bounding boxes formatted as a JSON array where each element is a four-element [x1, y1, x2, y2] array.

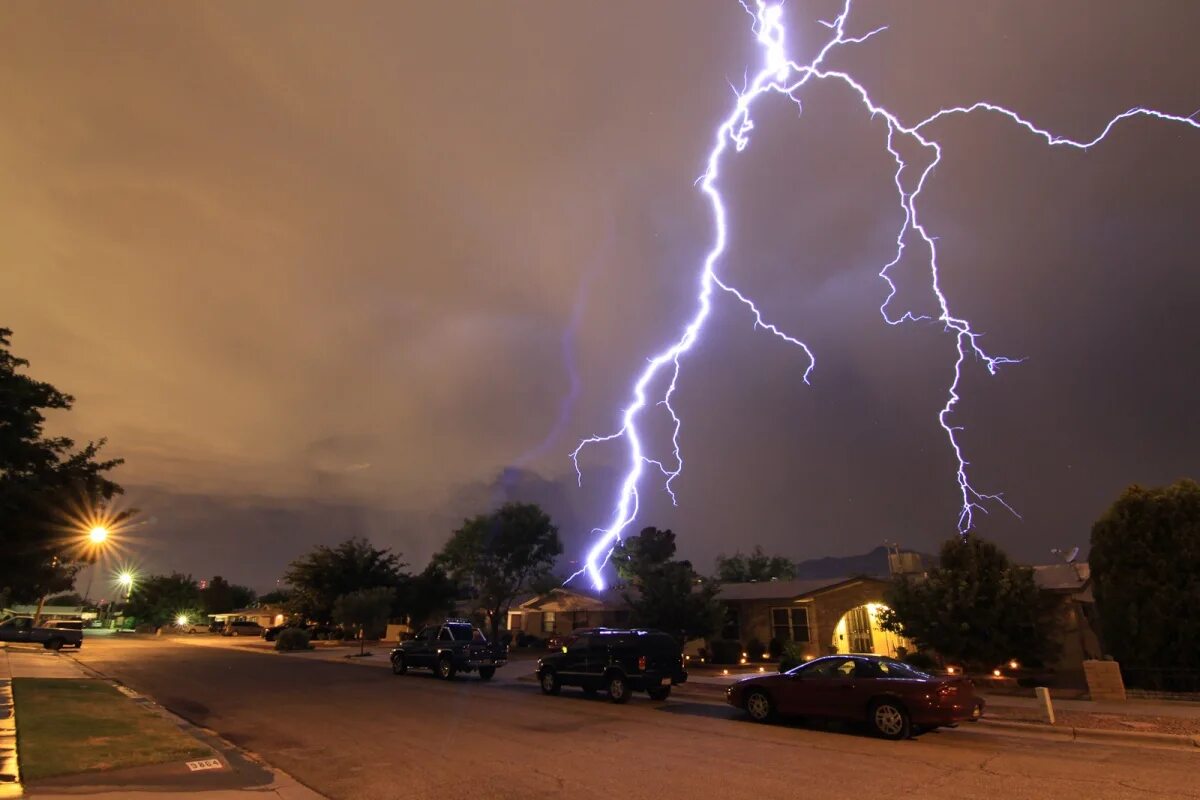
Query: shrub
[[768, 638, 784, 658], [779, 641, 805, 672], [499, 632, 513, 646], [275, 628, 312, 652], [709, 639, 742, 664], [745, 637, 765, 661], [903, 651, 937, 671]]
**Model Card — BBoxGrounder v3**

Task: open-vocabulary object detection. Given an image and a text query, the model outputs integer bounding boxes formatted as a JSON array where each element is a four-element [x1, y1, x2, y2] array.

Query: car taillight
[[638, 656, 647, 671]]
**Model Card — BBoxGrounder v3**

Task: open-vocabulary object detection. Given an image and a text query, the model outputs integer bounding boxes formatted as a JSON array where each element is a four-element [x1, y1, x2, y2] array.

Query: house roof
[[1032, 563, 1090, 591], [715, 576, 887, 601], [517, 586, 631, 611]]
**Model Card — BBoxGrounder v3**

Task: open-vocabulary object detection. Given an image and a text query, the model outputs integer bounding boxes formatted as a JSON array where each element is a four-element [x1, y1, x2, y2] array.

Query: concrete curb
[[0, 647, 21, 797], [979, 718, 1200, 749]]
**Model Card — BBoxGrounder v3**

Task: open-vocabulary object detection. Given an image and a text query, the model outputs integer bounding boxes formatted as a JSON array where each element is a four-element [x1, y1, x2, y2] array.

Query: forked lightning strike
[[569, 0, 1199, 590]]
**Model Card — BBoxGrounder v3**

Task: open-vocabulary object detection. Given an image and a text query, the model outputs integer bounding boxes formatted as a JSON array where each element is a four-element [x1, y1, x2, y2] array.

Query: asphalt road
[[72, 637, 1199, 800]]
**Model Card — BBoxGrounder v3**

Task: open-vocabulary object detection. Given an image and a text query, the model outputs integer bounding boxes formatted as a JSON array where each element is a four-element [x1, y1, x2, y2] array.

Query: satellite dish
[[1065, 547, 1079, 564]]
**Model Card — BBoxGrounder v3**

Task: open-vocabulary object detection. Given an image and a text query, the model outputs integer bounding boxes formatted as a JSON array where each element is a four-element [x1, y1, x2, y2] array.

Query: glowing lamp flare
[[176, 615, 189, 627], [568, 0, 1199, 590], [88, 526, 109, 544]]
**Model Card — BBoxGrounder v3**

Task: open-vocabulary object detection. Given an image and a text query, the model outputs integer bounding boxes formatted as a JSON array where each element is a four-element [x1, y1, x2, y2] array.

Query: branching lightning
[[568, 0, 1199, 590]]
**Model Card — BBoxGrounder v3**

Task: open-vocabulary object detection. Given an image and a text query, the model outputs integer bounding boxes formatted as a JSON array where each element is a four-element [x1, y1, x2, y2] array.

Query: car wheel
[[44, 638, 64, 652], [606, 673, 630, 704], [967, 700, 984, 722], [539, 669, 561, 695], [232, 631, 240, 637], [437, 657, 457, 680], [478, 666, 496, 681], [391, 654, 407, 675], [869, 700, 912, 740], [745, 689, 775, 723], [648, 686, 671, 701]]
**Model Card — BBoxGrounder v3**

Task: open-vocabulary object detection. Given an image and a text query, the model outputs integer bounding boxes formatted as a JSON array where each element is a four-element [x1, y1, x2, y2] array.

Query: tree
[[258, 589, 292, 606], [125, 573, 203, 629], [283, 537, 405, 623], [879, 536, 1054, 669], [0, 328, 128, 603], [395, 564, 459, 629], [615, 527, 723, 642], [435, 502, 562, 641], [1090, 480, 1200, 684], [333, 587, 394, 656], [715, 546, 796, 582], [200, 576, 257, 615]]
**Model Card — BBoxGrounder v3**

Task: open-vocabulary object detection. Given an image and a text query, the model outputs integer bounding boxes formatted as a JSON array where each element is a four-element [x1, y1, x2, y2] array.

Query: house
[[208, 605, 287, 629], [716, 576, 913, 660], [1032, 562, 1102, 682], [506, 587, 631, 639]]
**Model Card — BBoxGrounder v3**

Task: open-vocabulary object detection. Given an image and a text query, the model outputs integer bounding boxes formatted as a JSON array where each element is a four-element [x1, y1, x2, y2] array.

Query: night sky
[[3, 1, 1197, 592]]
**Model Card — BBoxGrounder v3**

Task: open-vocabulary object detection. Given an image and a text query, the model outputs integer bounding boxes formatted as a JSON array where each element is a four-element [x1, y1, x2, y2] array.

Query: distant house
[[1032, 562, 1101, 682], [716, 576, 913, 660], [208, 605, 287, 629], [506, 587, 631, 639]]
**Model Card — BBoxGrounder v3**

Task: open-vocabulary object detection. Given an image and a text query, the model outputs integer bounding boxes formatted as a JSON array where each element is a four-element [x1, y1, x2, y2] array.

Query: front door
[[845, 606, 874, 654]]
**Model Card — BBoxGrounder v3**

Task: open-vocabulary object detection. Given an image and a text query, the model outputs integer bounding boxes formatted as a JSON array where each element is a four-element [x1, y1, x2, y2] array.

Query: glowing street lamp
[[175, 614, 189, 628], [88, 525, 110, 544]]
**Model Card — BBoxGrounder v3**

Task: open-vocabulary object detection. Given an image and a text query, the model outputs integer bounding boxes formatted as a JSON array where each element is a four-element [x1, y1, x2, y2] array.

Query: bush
[[903, 651, 937, 671], [778, 641, 805, 672], [275, 628, 312, 652], [499, 632, 513, 646], [768, 638, 784, 658], [745, 637, 765, 661], [709, 639, 742, 664]]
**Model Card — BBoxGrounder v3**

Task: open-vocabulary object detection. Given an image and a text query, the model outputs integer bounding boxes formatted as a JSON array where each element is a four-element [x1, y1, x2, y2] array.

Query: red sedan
[[726, 654, 983, 739]]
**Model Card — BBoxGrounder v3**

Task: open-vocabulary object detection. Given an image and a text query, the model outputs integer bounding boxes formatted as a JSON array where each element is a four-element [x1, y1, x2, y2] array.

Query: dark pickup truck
[[0, 616, 84, 650], [390, 619, 506, 680]]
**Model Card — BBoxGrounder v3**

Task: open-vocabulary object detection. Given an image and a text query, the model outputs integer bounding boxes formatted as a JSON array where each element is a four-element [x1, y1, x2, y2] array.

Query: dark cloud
[[3, 1, 1197, 586]]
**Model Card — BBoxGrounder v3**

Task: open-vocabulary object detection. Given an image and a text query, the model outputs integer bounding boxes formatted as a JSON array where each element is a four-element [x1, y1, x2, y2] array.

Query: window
[[720, 604, 740, 641], [571, 611, 589, 629], [797, 656, 854, 679], [542, 611, 557, 634], [771, 607, 810, 643], [438, 627, 454, 642]]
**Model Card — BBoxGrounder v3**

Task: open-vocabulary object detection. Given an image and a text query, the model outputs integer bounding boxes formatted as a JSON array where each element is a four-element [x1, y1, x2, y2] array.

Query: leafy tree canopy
[[1090, 479, 1200, 675], [879, 536, 1055, 669], [435, 502, 562, 640], [615, 527, 723, 642], [395, 564, 460, 629], [0, 328, 127, 602], [333, 587, 394, 655], [126, 573, 202, 628], [283, 537, 404, 623], [200, 576, 257, 615], [715, 546, 796, 582]]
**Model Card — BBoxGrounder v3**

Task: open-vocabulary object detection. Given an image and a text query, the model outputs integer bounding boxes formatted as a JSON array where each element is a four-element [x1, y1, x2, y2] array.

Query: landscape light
[[993, 669, 1002, 677], [1008, 660, 1019, 670]]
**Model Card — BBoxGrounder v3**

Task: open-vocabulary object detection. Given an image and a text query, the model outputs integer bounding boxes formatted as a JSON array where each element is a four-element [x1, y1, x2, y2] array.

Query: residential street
[[67, 637, 1199, 800]]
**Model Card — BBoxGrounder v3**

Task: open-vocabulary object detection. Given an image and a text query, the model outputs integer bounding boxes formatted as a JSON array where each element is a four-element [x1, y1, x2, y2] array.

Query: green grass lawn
[[12, 679, 212, 781]]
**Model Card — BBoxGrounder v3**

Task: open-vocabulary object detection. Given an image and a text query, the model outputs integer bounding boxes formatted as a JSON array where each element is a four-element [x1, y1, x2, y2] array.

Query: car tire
[[437, 656, 457, 680], [44, 638, 64, 652], [232, 631, 240, 637], [967, 700, 983, 722], [539, 669, 561, 695], [606, 673, 630, 704], [391, 655, 407, 675], [477, 666, 496, 681], [648, 686, 671, 701], [745, 689, 775, 723], [869, 699, 912, 740]]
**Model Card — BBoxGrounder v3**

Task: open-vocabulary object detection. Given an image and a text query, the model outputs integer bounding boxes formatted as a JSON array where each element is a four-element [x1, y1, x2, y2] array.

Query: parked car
[[0, 616, 83, 650], [726, 654, 984, 739], [307, 623, 345, 640], [537, 628, 687, 703], [390, 619, 507, 680], [222, 620, 265, 637]]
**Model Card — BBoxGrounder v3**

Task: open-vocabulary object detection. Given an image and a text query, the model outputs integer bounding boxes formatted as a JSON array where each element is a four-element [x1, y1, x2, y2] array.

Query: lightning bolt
[[569, 0, 1199, 590]]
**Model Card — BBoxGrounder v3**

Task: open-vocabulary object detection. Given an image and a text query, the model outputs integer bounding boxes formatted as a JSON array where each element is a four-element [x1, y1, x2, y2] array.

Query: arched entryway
[[831, 603, 910, 658]]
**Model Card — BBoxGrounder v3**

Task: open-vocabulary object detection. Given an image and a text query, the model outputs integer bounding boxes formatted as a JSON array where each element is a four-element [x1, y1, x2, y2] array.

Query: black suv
[[390, 620, 507, 680], [536, 628, 687, 703]]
